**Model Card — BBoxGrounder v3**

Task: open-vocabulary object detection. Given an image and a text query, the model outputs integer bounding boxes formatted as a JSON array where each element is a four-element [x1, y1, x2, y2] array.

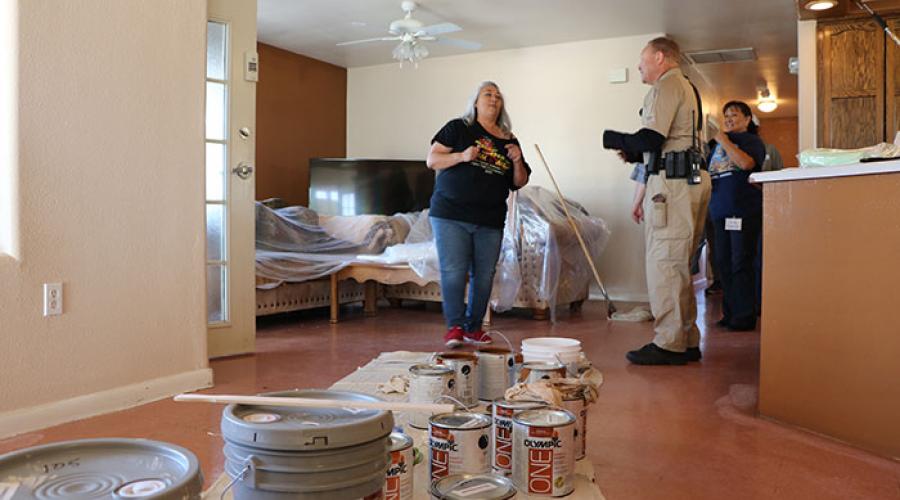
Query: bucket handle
[[555, 352, 578, 378], [220, 457, 258, 499], [487, 330, 515, 354], [435, 394, 471, 414]]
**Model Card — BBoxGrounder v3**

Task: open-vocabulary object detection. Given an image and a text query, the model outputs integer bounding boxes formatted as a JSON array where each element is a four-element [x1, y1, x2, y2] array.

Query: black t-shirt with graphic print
[[429, 118, 530, 228]]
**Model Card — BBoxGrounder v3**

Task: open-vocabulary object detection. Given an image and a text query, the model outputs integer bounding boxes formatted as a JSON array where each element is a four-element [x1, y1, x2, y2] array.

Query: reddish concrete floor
[[2, 292, 899, 499]]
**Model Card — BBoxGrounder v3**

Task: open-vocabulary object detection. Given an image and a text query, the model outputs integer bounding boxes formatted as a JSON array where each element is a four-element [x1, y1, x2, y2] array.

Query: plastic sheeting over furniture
[[254, 204, 408, 288], [254, 186, 611, 318]]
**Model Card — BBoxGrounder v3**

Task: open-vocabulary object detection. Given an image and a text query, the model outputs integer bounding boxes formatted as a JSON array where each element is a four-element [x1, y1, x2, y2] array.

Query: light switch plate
[[244, 51, 259, 82]]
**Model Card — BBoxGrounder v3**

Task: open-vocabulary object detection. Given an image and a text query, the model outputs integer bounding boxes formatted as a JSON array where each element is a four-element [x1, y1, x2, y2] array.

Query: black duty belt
[[647, 151, 692, 179]]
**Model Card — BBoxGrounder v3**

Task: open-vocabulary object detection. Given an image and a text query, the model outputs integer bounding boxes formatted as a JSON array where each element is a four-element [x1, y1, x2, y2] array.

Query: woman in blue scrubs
[[707, 101, 766, 331]]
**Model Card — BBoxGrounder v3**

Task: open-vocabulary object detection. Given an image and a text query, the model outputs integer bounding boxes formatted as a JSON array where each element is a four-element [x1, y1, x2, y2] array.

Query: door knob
[[233, 162, 253, 180]]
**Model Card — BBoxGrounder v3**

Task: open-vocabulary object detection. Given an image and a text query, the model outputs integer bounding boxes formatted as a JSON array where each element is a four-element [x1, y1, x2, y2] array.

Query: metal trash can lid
[[430, 473, 516, 500], [0, 438, 202, 499], [221, 389, 394, 451]]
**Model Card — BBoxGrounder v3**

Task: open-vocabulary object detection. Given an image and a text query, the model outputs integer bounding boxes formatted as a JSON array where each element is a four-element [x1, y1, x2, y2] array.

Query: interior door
[[206, 0, 257, 358]]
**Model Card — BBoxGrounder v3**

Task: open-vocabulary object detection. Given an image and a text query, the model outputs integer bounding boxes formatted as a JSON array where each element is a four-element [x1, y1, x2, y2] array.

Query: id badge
[[725, 217, 742, 231]]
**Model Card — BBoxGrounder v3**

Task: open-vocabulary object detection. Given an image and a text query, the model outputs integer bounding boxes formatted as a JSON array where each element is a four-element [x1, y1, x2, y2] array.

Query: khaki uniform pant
[[643, 171, 711, 352]]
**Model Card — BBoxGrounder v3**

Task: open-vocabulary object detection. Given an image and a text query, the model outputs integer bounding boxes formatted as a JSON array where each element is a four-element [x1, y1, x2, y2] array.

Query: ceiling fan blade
[[435, 37, 482, 51], [417, 22, 461, 36], [336, 36, 400, 47]]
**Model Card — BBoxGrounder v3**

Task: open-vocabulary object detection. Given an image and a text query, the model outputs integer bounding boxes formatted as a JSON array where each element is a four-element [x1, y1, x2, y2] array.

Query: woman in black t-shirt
[[426, 81, 531, 348], [707, 101, 766, 331]]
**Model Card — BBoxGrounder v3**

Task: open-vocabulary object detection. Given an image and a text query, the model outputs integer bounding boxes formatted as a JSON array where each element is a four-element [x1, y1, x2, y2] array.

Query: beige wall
[[347, 34, 718, 301], [256, 43, 347, 207], [0, 0, 210, 432], [798, 20, 817, 151]]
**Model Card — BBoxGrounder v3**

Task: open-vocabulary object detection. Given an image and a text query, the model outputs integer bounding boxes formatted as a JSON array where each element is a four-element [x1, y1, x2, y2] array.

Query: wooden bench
[[328, 262, 492, 325]]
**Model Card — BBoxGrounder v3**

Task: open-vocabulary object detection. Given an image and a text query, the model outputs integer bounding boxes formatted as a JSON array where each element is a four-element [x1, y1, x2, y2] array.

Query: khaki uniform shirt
[[641, 67, 697, 164]]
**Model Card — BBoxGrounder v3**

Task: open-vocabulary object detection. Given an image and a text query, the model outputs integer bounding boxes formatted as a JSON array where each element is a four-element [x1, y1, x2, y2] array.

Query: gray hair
[[461, 81, 512, 136]]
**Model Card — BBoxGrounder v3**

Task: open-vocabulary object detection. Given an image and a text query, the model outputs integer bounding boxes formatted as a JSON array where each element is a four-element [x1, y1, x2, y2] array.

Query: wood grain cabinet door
[[818, 20, 885, 149], [887, 19, 900, 142]]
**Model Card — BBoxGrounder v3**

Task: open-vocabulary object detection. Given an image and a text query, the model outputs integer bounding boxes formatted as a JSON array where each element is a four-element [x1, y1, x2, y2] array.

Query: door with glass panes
[[206, 0, 256, 357]]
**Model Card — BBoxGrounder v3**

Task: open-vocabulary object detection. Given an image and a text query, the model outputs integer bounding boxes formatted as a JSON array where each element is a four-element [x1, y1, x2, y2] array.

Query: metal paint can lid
[[410, 363, 455, 377], [389, 432, 414, 452], [513, 408, 577, 427], [0, 438, 202, 499], [436, 352, 477, 362], [221, 389, 394, 451], [431, 473, 517, 499], [475, 347, 513, 355], [520, 361, 565, 371], [430, 412, 492, 430], [493, 399, 548, 411]]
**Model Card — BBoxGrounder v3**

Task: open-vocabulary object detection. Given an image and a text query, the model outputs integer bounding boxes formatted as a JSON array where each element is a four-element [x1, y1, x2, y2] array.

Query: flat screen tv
[[309, 158, 434, 216]]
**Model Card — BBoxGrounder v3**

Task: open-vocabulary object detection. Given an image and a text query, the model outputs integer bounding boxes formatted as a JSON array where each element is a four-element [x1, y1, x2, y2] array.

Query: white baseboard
[[0, 368, 213, 439]]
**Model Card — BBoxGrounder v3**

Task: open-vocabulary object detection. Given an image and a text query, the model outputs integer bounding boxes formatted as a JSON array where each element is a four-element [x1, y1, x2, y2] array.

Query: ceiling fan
[[337, 1, 482, 65]]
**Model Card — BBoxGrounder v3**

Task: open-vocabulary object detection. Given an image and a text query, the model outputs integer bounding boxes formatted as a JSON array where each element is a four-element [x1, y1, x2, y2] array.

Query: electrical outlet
[[43, 283, 63, 316]]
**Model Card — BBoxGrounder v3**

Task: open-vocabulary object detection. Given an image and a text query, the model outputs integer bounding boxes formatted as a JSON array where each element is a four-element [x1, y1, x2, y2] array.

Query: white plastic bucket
[[521, 338, 581, 352]]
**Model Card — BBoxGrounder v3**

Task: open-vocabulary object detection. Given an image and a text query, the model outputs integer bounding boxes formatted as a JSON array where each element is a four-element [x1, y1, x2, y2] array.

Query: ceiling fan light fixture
[[804, 0, 836, 11]]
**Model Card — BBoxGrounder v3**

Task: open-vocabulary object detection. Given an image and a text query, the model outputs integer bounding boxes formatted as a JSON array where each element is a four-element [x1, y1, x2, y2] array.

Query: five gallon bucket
[[0, 438, 202, 499], [221, 389, 394, 499]]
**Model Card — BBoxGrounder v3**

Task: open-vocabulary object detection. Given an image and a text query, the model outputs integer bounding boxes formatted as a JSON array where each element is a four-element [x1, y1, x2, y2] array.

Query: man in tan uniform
[[603, 37, 712, 365]]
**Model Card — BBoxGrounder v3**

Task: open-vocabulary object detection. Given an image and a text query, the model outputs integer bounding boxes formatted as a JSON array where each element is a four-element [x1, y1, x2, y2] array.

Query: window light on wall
[[0, 0, 17, 258]]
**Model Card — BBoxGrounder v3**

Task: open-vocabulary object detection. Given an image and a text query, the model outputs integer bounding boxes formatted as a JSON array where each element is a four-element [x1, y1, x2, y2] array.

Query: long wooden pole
[[174, 393, 455, 414], [533, 144, 616, 317]]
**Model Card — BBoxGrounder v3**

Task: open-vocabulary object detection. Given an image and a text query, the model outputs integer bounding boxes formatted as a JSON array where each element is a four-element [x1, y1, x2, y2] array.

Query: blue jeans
[[431, 216, 503, 332]]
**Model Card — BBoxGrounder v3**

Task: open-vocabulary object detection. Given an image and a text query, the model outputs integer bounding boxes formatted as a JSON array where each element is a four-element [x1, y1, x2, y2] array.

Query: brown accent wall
[[759, 116, 799, 168], [759, 172, 900, 459], [255, 43, 346, 206]]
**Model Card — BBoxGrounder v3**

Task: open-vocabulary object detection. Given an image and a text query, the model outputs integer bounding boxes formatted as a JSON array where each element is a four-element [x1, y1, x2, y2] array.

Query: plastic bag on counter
[[799, 142, 900, 168]]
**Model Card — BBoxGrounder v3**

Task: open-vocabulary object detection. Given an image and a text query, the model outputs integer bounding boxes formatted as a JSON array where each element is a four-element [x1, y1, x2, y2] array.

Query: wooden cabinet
[[818, 20, 885, 148]]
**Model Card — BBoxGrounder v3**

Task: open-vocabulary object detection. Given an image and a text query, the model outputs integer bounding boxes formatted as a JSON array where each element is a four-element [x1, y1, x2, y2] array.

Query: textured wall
[[0, 0, 208, 414], [255, 43, 346, 207], [347, 34, 720, 301]]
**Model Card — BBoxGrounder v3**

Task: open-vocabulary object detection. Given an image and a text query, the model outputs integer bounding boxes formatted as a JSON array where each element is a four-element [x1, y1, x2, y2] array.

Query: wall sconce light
[[757, 88, 778, 113]]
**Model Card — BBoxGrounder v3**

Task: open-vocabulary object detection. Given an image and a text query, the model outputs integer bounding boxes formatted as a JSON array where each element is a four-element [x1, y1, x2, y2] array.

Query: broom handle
[[174, 393, 455, 414], [533, 144, 611, 302]]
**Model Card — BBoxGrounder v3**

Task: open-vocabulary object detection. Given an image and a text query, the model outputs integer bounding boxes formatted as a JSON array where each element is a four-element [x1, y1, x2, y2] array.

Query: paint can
[[384, 432, 414, 500], [562, 391, 587, 461], [430, 473, 517, 499], [435, 352, 479, 408], [428, 412, 492, 483], [516, 361, 567, 384], [0, 438, 202, 499], [476, 347, 518, 402], [491, 399, 548, 476], [408, 363, 456, 429], [221, 389, 394, 499], [512, 408, 576, 497]]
